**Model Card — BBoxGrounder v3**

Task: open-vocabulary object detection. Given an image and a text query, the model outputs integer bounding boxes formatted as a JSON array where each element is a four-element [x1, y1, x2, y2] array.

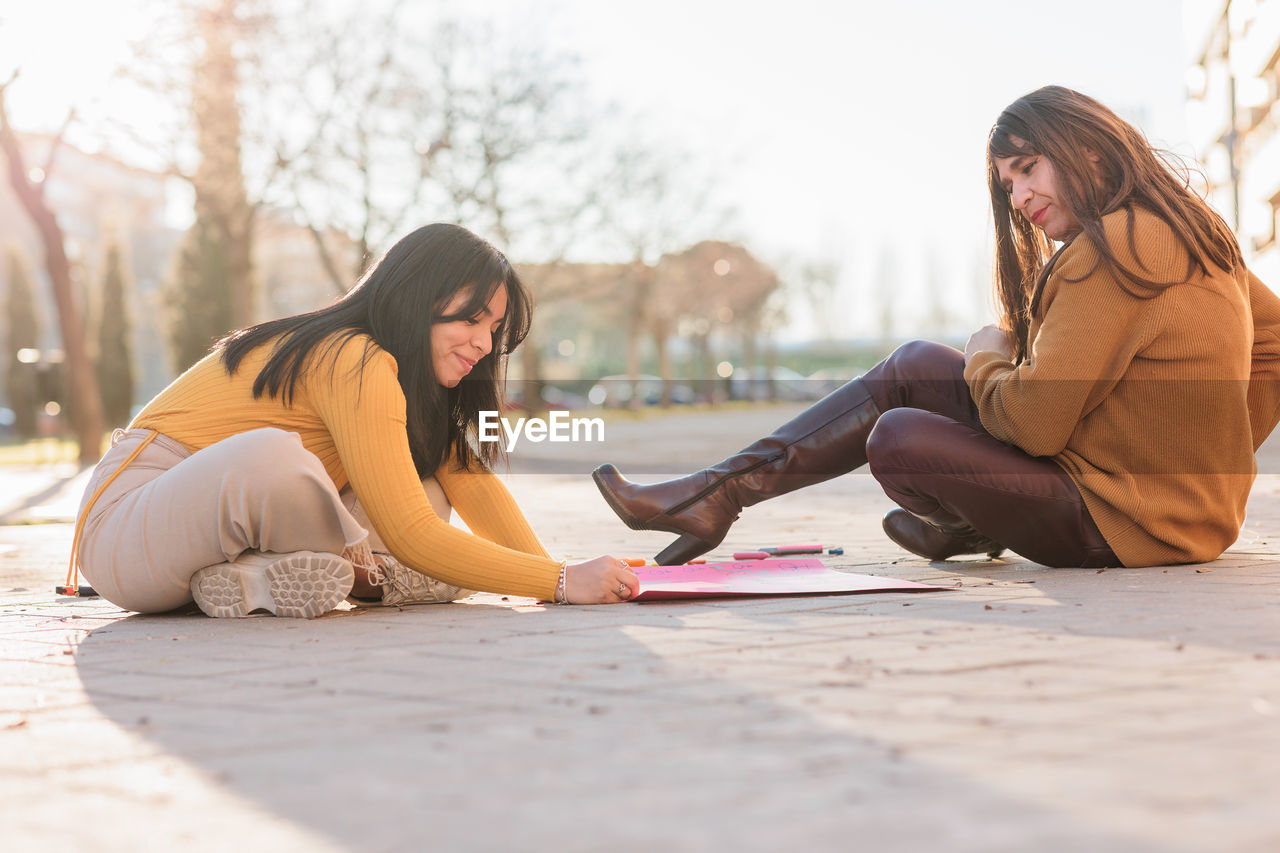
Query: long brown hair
[[218, 223, 531, 476], [986, 85, 1242, 362]]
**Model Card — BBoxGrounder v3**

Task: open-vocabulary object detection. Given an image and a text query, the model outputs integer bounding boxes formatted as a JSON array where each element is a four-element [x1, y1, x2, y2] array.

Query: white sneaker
[[190, 550, 355, 618], [350, 552, 472, 607]]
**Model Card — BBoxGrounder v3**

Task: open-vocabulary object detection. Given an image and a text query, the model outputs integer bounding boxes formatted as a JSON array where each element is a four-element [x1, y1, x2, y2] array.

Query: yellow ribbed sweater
[[131, 335, 561, 599], [965, 206, 1280, 566]]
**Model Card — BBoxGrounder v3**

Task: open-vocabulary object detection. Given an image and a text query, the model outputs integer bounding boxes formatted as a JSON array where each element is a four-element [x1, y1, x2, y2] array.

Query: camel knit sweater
[[131, 336, 560, 600], [965, 206, 1280, 566]]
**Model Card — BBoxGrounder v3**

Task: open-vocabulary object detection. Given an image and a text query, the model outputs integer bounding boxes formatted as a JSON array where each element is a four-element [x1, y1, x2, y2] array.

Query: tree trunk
[[520, 334, 543, 415], [193, 0, 253, 330], [624, 262, 650, 411], [741, 325, 762, 401], [764, 333, 779, 404], [624, 314, 643, 412], [32, 209, 103, 463], [303, 220, 350, 296], [229, 206, 253, 327], [95, 240, 136, 427], [4, 247, 40, 437], [652, 320, 672, 408], [0, 100, 104, 464], [694, 330, 714, 406]]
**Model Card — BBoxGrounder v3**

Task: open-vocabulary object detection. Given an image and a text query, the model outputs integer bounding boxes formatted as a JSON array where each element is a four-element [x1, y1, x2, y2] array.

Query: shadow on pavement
[[0, 464, 91, 525], [73, 600, 1168, 852], [908, 555, 1280, 657]]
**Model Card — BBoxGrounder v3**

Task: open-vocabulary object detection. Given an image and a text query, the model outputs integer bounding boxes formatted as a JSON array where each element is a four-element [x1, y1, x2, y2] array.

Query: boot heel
[[592, 464, 646, 530], [654, 533, 712, 565]]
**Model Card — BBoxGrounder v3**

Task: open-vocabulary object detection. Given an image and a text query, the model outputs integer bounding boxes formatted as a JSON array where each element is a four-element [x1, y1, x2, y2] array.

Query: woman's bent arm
[[964, 236, 1157, 457], [308, 343, 563, 599], [433, 460, 551, 558]]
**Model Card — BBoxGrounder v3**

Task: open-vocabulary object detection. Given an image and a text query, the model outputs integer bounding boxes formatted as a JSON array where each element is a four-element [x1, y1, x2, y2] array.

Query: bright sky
[[1, 0, 1200, 339]]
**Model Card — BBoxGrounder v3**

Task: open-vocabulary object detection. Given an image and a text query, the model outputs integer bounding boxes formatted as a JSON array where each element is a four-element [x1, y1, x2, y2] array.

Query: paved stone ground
[[2, 403, 1279, 852]]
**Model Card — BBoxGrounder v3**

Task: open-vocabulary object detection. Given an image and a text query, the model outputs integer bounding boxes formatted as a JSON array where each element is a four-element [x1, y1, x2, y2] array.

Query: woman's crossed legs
[[867, 407, 1117, 567]]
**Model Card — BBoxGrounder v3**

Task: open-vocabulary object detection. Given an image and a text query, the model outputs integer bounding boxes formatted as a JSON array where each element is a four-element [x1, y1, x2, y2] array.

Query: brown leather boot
[[881, 508, 1004, 561], [592, 379, 880, 564]]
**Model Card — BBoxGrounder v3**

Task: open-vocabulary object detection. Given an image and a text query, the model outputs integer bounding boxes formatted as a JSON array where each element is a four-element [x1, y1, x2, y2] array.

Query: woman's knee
[[866, 408, 938, 474], [218, 428, 320, 472], [235, 428, 333, 482], [213, 429, 337, 509], [883, 339, 964, 379]]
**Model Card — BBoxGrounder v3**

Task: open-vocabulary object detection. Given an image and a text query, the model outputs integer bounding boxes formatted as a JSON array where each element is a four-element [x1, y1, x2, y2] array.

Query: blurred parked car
[[804, 368, 858, 397], [587, 375, 696, 408], [727, 366, 828, 402], [539, 384, 591, 410]]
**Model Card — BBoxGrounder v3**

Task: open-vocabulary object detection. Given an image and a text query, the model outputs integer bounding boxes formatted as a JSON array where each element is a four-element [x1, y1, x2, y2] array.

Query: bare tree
[[872, 245, 901, 344], [787, 253, 842, 342], [115, 1, 398, 302], [413, 19, 602, 412], [593, 145, 686, 407], [3, 245, 40, 437], [95, 237, 136, 428], [758, 285, 792, 402], [592, 137, 731, 404], [923, 249, 953, 339], [0, 74, 104, 463], [249, 1, 451, 293], [653, 241, 779, 405], [251, 7, 597, 306], [195, 0, 254, 329], [112, 2, 743, 411], [161, 0, 262, 372], [108, 1, 265, 369]]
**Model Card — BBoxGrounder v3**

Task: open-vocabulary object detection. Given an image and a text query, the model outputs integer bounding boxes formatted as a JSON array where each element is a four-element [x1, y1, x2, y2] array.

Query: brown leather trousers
[[863, 340, 1119, 568]]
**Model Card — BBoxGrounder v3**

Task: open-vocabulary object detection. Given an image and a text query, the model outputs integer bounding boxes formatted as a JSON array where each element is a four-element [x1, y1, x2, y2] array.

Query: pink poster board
[[633, 558, 949, 601]]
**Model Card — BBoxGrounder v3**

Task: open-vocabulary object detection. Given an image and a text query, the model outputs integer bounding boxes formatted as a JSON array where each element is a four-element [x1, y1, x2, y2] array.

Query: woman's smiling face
[[431, 283, 508, 387], [994, 137, 1083, 242]]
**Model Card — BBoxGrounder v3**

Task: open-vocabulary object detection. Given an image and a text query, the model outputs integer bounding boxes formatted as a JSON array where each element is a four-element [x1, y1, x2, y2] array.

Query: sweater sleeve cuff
[[963, 349, 1015, 389], [501, 555, 563, 601]]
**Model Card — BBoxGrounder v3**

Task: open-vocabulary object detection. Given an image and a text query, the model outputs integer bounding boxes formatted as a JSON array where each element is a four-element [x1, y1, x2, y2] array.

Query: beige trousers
[[77, 428, 451, 614]]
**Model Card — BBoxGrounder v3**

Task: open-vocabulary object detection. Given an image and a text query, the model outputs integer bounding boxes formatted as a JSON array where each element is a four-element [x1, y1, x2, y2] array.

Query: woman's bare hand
[[564, 555, 640, 604], [964, 324, 1014, 362]]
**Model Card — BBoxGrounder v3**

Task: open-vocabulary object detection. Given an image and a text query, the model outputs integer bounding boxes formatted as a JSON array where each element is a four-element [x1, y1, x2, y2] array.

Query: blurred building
[[1186, 0, 1280, 285], [515, 244, 780, 385], [253, 207, 358, 321]]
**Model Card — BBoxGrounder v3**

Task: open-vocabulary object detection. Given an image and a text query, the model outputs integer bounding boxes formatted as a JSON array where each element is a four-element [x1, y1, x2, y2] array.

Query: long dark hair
[[217, 223, 531, 475], [987, 85, 1242, 362]]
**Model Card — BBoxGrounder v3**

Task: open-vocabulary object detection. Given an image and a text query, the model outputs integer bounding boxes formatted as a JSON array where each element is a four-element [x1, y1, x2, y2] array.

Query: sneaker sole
[[191, 551, 355, 619]]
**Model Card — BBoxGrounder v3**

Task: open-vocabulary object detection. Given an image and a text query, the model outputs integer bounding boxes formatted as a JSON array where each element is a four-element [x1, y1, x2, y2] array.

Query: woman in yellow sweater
[[594, 85, 1280, 568], [74, 223, 639, 616]]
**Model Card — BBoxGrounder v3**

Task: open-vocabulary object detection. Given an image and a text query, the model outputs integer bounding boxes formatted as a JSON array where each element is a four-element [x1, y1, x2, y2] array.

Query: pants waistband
[[109, 428, 192, 460]]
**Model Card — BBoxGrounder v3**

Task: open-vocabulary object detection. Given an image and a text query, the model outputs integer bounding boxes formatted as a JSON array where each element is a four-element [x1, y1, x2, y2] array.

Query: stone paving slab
[[2, 404, 1280, 851]]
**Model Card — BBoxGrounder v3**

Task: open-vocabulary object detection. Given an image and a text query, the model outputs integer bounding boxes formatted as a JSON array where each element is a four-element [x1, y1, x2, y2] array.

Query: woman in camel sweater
[[594, 85, 1280, 568], [72, 223, 639, 616]]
